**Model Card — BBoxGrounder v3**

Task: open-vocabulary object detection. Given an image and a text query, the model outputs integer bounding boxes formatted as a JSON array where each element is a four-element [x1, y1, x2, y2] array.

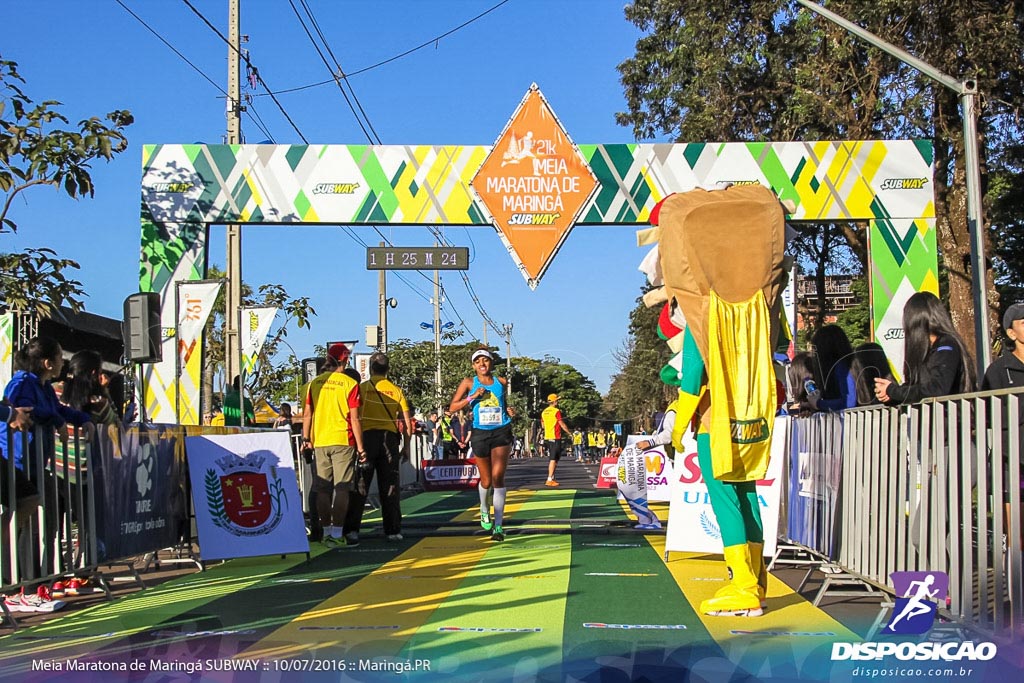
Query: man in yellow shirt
[[541, 394, 572, 486], [302, 343, 365, 548], [344, 352, 413, 544]]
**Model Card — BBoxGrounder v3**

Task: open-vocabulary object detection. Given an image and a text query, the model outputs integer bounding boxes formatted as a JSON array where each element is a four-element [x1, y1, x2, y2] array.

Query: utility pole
[[433, 249, 441, 412], [224, 0, 243, 385], [502, 323, 513, 394], [378, 241, 387, 352]]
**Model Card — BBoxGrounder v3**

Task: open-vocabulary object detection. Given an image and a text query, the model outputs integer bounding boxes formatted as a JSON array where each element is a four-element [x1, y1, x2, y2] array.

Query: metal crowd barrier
[[785, 388, 1024, 641], [2, 424, 96, 626]]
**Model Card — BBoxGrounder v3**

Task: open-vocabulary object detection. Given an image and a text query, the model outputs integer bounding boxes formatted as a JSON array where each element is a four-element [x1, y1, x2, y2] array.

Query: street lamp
[[795, 0, 991, 373]]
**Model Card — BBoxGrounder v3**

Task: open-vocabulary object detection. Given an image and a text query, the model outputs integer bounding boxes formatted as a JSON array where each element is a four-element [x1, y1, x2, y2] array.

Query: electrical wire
[[286, 0, 375, 144], [261, 0, 511, 97], [114, 0, 275, 142], [180, 0, 308, 142], [297, 0, 382, 143]]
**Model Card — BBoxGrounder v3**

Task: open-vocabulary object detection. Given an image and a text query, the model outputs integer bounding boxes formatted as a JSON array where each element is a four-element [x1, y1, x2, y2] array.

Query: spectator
[[450, 411, 471, 459], [875, 292, 975, 404], [223, 375, 255, 426], [849, 342, 894, 406], [2, 337, 91, 612], [273, 402, 297, 431], [422, 411, 439, 460], [1, 404, 37, 587], [786, 351, 824, 415], [344, 352, 413, 544], [301, 343, 365, 548], [981, 303, 1024, 520], [636, 400, 676, 455], [65, 351, 119, 431], [810, 325, 857, 411]]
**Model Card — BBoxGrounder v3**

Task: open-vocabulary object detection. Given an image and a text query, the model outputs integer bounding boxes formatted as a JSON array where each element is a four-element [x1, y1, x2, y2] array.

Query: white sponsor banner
[[624, 435, 676, 502], [616, 446, 661, 529], [240, 306, 278, 374], [177, 280, 222, 346], [353, 353, 372, 381], [0, 312, 13, 392], [186, 431, 309, 560], [665, 416, 787, 556]]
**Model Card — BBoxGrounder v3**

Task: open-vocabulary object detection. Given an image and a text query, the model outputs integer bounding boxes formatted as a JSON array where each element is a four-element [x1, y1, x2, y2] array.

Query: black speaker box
[[122, 292, 163, 363]]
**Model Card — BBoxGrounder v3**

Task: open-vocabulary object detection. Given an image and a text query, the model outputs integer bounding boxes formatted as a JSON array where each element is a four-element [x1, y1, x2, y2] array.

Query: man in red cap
[[302, 343, 366, 548], [541, 394, 572, 486]]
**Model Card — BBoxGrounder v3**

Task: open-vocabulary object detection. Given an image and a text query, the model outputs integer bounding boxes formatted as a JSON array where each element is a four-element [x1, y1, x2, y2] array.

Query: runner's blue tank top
[[470, 376, 511, 430]]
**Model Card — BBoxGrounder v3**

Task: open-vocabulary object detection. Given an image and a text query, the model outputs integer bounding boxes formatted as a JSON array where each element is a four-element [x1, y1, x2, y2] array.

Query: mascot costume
[[638, 184, 788, 617]]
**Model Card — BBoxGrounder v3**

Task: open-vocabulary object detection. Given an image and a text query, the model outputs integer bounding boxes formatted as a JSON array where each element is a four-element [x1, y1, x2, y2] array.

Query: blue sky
[[3, 0, 654, 393]]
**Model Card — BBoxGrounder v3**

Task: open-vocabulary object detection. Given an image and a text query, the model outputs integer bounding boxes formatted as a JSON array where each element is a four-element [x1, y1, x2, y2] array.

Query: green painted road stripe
[[396, 492, 577, 678]]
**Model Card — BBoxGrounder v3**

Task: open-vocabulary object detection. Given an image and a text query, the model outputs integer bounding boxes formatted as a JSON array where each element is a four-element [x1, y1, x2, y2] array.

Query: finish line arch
[[140, 130, 936, 423]]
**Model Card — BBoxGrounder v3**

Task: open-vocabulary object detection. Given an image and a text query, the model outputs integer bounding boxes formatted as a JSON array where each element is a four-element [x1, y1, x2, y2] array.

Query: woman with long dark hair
[[809, 325, 857, 411], [874, 292, 975, 404], [849, 342, 894, 406]]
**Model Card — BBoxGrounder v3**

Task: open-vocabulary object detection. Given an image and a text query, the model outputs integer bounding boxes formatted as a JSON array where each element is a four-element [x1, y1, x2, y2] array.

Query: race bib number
[[479, 406, 502, 426]]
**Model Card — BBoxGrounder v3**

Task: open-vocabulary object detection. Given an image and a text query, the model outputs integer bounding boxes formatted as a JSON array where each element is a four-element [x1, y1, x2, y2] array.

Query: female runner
[[449, 347, 515, 541]]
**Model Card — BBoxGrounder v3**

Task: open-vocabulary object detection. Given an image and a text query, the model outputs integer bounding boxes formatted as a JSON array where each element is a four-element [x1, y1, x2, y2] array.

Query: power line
[[179, 0, 308, 142], [286, 0, 375, 144], [114, 0, 275, 142], [259, 0, 512, 97], [297, 0, 382, 144]]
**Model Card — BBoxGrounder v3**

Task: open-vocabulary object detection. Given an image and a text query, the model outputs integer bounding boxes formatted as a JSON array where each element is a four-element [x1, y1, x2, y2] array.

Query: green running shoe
[[491, 526, 504, 542], [480, 510, 493, 531]]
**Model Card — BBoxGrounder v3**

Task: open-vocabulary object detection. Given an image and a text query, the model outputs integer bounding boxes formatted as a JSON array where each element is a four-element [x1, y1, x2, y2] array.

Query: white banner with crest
[[186, 431, 308, 560]]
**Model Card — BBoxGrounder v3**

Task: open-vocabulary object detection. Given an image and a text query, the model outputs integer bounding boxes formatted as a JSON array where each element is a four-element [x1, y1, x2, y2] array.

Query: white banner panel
[[240, 306, 278, 374], [665, 416, 788, 557], [624, 435, 675, 502], [616, 446, 661, 529], [186, 431, 308, 560]]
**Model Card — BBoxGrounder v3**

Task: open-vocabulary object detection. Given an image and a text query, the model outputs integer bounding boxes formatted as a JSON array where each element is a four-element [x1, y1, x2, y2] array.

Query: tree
[[605, 287, 675, 432], [0, 58, 133, 315], [616, 1, 1024, 361], [201, 265, 316, 412]]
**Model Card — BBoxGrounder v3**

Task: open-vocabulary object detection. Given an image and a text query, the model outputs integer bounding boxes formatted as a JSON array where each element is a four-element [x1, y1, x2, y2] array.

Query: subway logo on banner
[[312, 182, 360, 195], [880, 178, 929, 190], [151, 182, 194, 192], [509, 213, 561, 225]]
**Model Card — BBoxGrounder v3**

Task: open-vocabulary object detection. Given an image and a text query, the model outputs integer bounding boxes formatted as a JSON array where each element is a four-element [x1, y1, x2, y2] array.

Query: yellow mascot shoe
[[700, 585, 764, 617], [700, 544, 764, 617]]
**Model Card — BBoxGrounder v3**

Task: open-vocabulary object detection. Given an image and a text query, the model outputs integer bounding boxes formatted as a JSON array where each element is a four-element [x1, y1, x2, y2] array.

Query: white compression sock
[[493, 487, 507, 526], [478, 483, 491, 515]]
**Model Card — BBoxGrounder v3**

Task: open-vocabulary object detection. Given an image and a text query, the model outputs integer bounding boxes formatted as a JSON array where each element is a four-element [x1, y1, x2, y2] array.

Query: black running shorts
[[471, 424, 514, 458]]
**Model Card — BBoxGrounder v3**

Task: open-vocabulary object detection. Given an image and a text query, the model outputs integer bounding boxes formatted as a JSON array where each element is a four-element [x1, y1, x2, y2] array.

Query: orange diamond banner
[[470, 84, 597, 289]]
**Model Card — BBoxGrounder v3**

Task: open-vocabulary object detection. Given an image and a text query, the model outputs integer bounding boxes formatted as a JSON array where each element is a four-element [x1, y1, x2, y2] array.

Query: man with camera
[[343, 352, 413, 543], [301, 343, 365, 548]]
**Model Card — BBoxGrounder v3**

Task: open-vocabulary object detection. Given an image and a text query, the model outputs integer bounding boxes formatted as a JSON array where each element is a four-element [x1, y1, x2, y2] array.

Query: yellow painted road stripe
[[647, 534, 859, 666], [241, 491, 539, 659]]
